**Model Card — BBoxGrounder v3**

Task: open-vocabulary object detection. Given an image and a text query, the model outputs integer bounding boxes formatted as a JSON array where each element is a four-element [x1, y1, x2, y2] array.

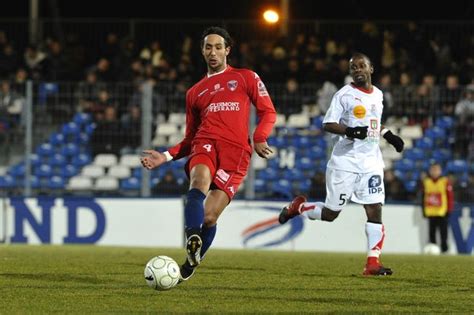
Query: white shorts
[[325, 168, 385, 211]]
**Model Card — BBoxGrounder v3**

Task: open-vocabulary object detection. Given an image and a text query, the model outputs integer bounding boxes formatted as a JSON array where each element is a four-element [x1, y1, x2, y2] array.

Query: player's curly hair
[[201, 26, 233, 48]]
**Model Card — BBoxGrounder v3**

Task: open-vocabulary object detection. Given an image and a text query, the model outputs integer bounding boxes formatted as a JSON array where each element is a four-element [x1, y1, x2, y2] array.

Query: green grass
[[0, 245, 473, 313]]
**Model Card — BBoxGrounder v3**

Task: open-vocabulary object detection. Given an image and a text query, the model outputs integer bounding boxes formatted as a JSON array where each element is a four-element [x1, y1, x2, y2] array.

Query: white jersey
[[323, 83, 385, 173]]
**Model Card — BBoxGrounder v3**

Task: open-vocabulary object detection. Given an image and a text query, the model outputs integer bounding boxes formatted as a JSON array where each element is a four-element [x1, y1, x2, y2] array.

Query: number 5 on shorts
[[338, 193, 347, 206]]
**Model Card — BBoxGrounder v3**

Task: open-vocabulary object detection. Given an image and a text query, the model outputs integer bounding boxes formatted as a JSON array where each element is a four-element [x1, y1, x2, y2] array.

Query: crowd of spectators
[[0, 20, 472, 200]]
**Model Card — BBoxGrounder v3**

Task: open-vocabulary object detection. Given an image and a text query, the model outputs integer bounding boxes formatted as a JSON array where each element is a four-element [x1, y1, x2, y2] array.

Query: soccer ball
[[144, 255, 180, 290], [423, 243, 441, 255]]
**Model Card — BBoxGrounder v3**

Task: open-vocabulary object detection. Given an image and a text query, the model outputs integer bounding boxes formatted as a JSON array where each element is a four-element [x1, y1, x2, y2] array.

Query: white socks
[[302, 202, 325, 220], [365, 222, 385, 258]]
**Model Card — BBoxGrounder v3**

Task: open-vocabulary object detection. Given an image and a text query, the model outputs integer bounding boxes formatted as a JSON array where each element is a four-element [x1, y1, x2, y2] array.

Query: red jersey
[[168, 66, 276, 159]]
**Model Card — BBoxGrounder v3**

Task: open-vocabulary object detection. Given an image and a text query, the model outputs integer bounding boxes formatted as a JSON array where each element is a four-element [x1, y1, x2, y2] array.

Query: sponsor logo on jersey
[[227, 80, 238, 91], [210, 83, 225, 95], [198, 88, 209, 97], [370, 119, 378, 129], [368, 175, 383, 194], [216, 169, 230, 183], [353, 105, 366, 118], [257, 81, 269, 97], [370, 104, 377, 114], [206, 102, 241, 113]]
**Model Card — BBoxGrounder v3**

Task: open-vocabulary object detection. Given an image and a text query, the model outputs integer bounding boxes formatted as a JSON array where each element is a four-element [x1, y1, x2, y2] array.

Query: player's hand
[[383, 130, 404, 152], [140, 150, 167, 170], [345, 126, 368, 139], [254, 141, 273, 159]]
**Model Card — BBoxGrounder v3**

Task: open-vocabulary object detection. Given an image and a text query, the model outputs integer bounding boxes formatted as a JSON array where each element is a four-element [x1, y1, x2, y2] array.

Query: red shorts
[[186, 138, 251, 200]]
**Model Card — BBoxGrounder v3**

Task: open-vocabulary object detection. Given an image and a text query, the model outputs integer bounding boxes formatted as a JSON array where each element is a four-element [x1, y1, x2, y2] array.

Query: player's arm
[[248, 71, 277, 159], [323, 94, 368, 139], [323, 122, 368, 139], [380, 124, 404, 152]]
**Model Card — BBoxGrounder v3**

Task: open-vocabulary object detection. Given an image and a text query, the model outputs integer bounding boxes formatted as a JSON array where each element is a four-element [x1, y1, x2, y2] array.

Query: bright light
[[263, 9, 279, 24]]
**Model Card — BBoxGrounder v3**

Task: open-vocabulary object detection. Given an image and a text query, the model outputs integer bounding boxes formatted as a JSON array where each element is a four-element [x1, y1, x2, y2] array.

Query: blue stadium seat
[[30, 154, 41, 167], [414, 137, 434, 150], [424, 126, 445, 140], [17, 175, 40, 189], [307, 146, 326, 159], [38, 82, 58, 105], [60, 143, 80, 156], [61, 164, 79, 178], [34, 164, 53, 177], [404, 148, 425, 161], [393, 158, 416, 172], [120, 177, 141, 190], [71, 153, 92, 168], [258, 168, 279, 181], [271, 179, 292, 199], [50, 154, 67, 167], [49, 132, 65, 146], [431, 148, 452, 163], [296, 178, 311, 192], [446, 160, 469, 174], [267, 136, 287, 148], [62, 122, 80, 137], [404, 180, 419, 193], [84, 123, 96, 136], [0, 175, 15, 188], [295, 157, 313, 170], [311, 116, 324, 129], [284, 168, 303, 181], [292, 136, 311, 148], [36, 143, 54, 157], [46, 176, 66, 189], [8, 163, 25, 177], [254, 178, 267, 192], [267, 157, 280, 169], [435, 116, 454, 129], [75, 132, 90, 145], [73, 112, 92, 126]]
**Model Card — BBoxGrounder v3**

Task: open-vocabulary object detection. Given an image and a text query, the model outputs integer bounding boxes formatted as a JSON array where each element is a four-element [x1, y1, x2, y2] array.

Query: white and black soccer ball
[[423, 243, 441, 255], [144, 255, 180, 290]]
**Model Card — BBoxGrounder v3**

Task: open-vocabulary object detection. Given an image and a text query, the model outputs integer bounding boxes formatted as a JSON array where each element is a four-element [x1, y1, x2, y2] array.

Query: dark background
[[5, 0, 474, 20]]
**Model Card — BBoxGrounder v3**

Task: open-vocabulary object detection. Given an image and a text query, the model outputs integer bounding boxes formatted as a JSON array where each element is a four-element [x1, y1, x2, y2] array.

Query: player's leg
[[184, 154, 216, 268], [354, 171, 392, 275], [180, 189, 228, 282], [428, 217, 437, 246], [201, 189, 230, 258], [439, 217, 449, 253], [279, 168, 355, 224]]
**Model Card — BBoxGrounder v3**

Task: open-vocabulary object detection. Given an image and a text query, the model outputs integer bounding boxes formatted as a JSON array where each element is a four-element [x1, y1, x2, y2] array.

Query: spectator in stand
[[152, 170, 187, 196], [88, 88, 117, 121], [440, 74, 462, 116], [23, 44, 47, 80], [89, 105, 122, 157], [0, 80, 24, 131], [278, 77, 303, 117], [454, 84, 474, 158], [75, 71, 106, 113], [384, 169, 407, 202], [120, 104, 155, 155], [421, 162, 454, 254]]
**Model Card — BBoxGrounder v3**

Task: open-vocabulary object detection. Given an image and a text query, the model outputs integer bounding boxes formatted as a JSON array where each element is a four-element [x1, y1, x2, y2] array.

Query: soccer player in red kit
[[140, 26, 276, 282]]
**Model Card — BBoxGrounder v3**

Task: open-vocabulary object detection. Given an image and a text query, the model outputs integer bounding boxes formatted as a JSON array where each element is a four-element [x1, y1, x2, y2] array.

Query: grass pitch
[[0, 245, 472, 313]]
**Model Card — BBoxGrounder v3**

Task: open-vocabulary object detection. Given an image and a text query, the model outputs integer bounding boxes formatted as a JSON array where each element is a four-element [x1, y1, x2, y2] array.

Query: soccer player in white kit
[[279, 53, 404, 276]]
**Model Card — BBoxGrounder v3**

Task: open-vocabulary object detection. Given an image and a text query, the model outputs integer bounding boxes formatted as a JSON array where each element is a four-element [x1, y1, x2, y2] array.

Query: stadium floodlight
[[263, 9, 279, 24]]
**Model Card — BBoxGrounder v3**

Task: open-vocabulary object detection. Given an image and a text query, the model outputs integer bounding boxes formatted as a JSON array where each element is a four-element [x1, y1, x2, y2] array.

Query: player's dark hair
[[201, 26, 233, 48], [351, 52, 372, 66]]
